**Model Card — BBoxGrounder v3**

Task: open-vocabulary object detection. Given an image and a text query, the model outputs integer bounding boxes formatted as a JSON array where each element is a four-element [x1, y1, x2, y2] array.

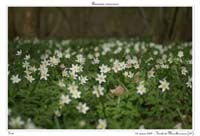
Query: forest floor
[[8, 38, 192, 129]]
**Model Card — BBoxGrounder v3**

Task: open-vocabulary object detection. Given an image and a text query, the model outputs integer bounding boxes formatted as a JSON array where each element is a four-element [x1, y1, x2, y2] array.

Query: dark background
[[8, 7, 192, 43]]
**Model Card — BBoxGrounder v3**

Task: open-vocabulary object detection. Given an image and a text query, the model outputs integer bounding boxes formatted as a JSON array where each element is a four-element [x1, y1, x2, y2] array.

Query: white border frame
[[1, 1, 199, 136]]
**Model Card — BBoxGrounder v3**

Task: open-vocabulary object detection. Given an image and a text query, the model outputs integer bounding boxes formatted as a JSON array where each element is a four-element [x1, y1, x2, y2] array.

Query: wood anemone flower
[[110, 85, 125, 96]]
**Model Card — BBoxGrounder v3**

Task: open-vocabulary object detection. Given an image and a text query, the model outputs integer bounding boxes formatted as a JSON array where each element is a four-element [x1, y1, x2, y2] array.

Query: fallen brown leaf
[[110, 85, 124, 96]]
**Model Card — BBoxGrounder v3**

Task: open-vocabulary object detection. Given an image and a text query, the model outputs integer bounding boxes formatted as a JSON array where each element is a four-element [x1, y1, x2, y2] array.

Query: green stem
[[117, 97, 121, 108], [54, 116, 61, 129]]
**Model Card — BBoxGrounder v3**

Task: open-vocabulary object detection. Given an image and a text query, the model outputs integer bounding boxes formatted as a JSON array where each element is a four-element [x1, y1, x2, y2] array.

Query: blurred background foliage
[[8, 7, 192, 43]]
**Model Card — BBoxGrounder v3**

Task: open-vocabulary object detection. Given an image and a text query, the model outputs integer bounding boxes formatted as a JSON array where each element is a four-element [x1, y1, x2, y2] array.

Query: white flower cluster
[[9, 39, 192, 129]]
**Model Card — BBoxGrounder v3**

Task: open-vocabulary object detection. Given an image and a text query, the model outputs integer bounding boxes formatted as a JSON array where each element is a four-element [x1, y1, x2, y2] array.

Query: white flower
[[99, 64, 111, 73], [55, 50, 63, 58], [174, 123, 182, 129], [60, 64, 65, 69], [25, 74, 35, 83], [148, 69, 155, 78], [41, 59, 50, 66], [40, 70, 49, 80], [178, 51, 184, 58], [65, 53, 71, 59], [102, 44, 111, 54], [70, 64, 83, 73], [119, 62, 126, 70], [11, 75, 21, 84], [123, 71, 134, 78], [123, 71, 129, 77], [24, 54, 30, 60], [97, 119, 107, 129], [69, 71, 78, 79], [22, 61, 30, 68], [96, 73, 106, 84], [60, 94, 71, 105], [16, 50, 22, 56], [79, 120, 86, 127], [125, 61, 133, 68], [128, 72, 134, 78], [95, 52, 100, 57], [78, 76, 88, 85], [62, 69, 68, 77], [186, 76, 192, 88], [54, 110, 61, 117], [92, 58, 100, 64], [68, 83, 78, 93], [134, 63, 140, 69], [40, 54, 49, 60], [114, 47, 122, 54], [137, 83, 146, 95], [49, 56, 60, 66], [76, 54, 85, 64], [25, 118, 37, 129], [181, 67, 188, 76], [153, 50, 158, 55], [112, 64, 121, 73], [29, 66, 37, 72], [158, 79, 170, 92], [125, 48, 130, 54], [112, 61, 125, 73], [168, 57, 173, 64], [38, 64, 48, 72], [128, 57, 138, 65], [139, 125, 145, 129], [58, 79, 66, 87], [24, 70, 31, 75], [93, 85, 104, 97], [94, 47, 99, 52], [71, 90, 81, 99], [9, 116, 24, 128], [88, 54, 93, 59], [161, 64, 169, 69], [76, 102, 89, 114]]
